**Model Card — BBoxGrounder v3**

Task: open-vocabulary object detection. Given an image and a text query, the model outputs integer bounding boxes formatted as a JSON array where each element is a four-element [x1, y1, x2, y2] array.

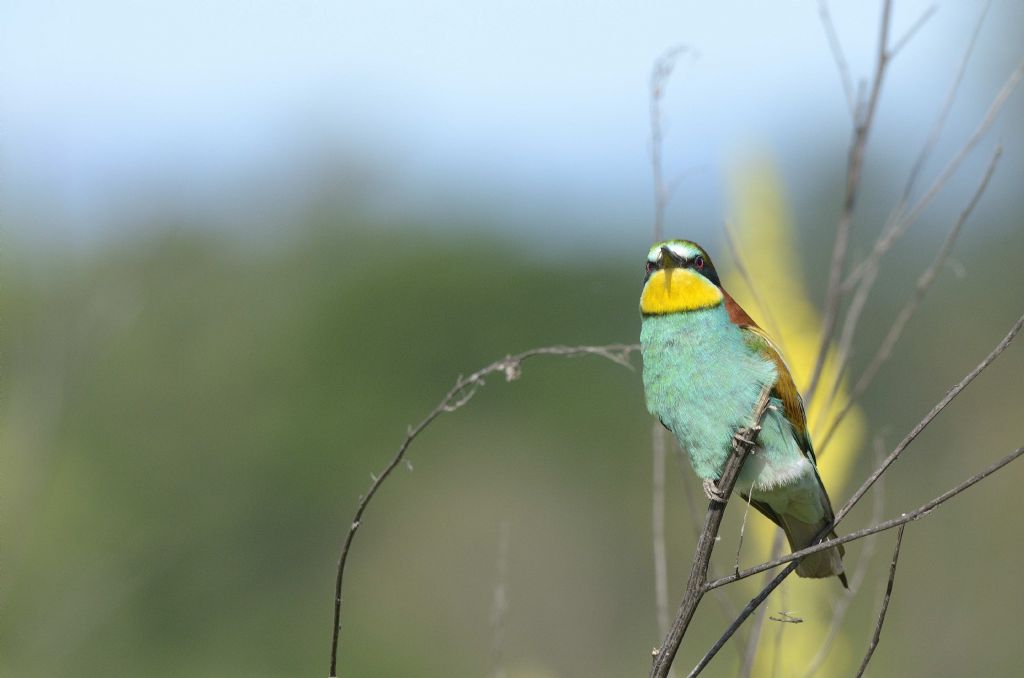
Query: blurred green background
[[4, 1, 1024, 676]]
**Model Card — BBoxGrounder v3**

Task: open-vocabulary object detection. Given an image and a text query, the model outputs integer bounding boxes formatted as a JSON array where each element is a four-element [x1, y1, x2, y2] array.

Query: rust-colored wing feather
[[723, 291, 813, 458]]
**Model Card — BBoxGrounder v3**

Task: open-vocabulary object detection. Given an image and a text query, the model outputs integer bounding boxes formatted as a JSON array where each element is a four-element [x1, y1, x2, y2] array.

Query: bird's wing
[[725, 291, 845, 568], [722, 291, 814, 462]]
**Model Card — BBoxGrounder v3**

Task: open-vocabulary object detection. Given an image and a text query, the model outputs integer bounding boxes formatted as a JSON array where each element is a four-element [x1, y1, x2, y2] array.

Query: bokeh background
[[4, 1, 1024, 676]]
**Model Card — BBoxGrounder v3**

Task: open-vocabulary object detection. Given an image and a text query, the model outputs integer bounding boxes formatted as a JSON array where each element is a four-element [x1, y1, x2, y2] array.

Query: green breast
[[640, 307, 778, 480]]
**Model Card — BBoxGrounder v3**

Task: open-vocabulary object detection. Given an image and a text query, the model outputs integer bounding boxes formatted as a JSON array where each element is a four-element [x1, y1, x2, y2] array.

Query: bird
[[639, 239, 847, 585]]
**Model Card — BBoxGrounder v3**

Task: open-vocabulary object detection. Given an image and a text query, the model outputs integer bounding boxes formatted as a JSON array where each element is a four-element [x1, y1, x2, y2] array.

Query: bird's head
[[640, 240, 724, 316]]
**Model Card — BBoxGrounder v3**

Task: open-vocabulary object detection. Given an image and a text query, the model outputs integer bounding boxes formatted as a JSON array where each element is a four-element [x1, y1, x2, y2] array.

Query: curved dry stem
[[328, 343, 639, 676]]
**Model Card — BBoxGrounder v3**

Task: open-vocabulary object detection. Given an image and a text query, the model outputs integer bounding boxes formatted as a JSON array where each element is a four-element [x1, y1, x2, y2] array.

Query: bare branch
[[649, 386, 773, 678], [806, 0, 893, 405], [649, 45, 691, 658], [668, 434, 748, 659], [823, 60, 1020, 417], [691, 444, 1024, 676], [854, 524, 906, 678], [710, 311, 1023, 593], [689, 561, 796, 676], [893, 0, 988, 211], [688, 312, 1024, 674], [817, 146, 1003, 456], [328, 343, 640, 676], [817, 0, 856, 118], [888, 5, 937, 60], [842, 58, 1023, 293]]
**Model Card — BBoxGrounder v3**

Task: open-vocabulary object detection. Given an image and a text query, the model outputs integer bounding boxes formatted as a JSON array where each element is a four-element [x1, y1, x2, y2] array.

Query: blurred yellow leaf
[[722, 155, 867, 676]]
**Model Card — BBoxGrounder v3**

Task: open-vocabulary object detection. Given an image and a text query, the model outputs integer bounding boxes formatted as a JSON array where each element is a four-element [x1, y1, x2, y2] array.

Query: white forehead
[[647, 241, 701, 262]]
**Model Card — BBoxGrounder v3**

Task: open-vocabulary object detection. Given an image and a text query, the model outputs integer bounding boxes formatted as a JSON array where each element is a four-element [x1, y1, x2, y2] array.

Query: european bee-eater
[[640, 239, 847, 585]]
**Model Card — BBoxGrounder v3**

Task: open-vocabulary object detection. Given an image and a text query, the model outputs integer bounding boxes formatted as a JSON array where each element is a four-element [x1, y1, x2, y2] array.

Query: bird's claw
[[732, 425, 762, 451], [703, 478, 728, 503]]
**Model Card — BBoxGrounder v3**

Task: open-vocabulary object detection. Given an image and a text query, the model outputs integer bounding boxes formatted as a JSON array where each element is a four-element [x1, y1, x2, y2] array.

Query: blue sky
[[3, 1, 1021, 246]]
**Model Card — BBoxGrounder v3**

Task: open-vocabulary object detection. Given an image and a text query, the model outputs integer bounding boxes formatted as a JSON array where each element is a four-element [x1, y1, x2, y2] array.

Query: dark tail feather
[[779, 515, 847, 587]]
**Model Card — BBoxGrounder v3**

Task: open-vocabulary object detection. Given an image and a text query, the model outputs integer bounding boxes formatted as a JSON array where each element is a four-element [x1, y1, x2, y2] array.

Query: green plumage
[[641, 291, 846, 583], [642, 306, 820, 497]]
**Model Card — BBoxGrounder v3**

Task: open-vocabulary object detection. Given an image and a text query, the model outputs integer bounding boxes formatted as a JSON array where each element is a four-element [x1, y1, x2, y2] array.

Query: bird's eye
[[645, 260, 657, 274], [694, 255, 705, 270]]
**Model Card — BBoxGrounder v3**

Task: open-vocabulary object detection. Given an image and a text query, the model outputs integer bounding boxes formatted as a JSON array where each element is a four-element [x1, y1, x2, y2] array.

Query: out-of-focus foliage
[[3, 192, 1023, 677]]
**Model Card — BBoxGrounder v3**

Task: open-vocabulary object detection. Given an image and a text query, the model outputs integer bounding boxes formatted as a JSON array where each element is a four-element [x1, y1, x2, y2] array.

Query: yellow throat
[[640, 268, 723, 315]]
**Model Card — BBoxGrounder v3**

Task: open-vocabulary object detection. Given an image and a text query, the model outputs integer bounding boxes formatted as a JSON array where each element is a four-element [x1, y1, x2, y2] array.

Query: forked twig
[[842, 58, 1023, 293], [888, 5, 937, 60], [817, 0, 856, 117], [817, 146, 1003, 455], [692, 444, 1024, 676], [806, 0, 894, 405], [686, 312, 1024, 675]]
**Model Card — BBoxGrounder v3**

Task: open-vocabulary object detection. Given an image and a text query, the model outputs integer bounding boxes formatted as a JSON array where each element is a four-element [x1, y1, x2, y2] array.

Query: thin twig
[[888, 5, 937, 60], [711, 312, 1023, 592], [670, 434, 749, 661], [820, 132, 1005, 437], [854, 524, 906, 678], [690, 444, 1024, 676], [649, 44, 690, 654], [734, 487, 755, 577], [842, 58, 1023, 293], [800, 437, 888, 678], [817, 0, 856, 118], [688, 312, 1024, 674], [649, 386, 773, 678], [806, 0, 893, 406], [748, 443, 1022, 580], [328, 343, 639, 676], [892, 0, 988, 214], [817, 145, 1003, 456]]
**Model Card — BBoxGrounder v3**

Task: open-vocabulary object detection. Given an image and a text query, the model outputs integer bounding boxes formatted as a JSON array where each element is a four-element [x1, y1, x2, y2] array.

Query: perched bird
[[639, 239, 846, 585]]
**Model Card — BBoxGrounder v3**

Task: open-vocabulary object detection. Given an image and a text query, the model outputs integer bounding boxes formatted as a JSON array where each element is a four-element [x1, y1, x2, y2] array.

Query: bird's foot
[[732, 425, 762, 452], [702, 478, 729, 503]]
